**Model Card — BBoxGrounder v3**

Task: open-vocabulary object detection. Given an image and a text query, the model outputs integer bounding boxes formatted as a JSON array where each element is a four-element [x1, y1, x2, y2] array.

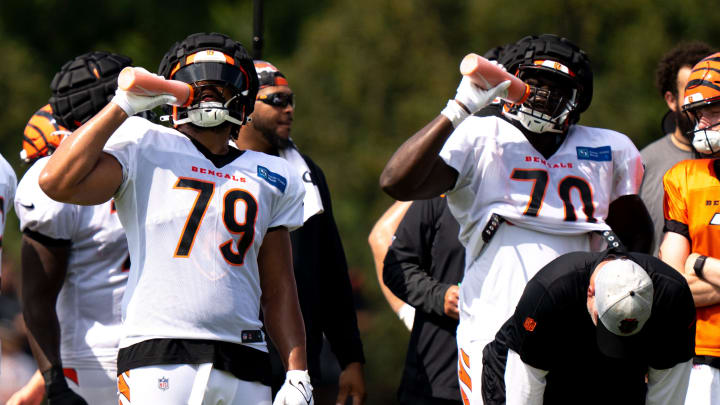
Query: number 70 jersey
[[104, 117, 305, 351], [440, 116, 643, 254]]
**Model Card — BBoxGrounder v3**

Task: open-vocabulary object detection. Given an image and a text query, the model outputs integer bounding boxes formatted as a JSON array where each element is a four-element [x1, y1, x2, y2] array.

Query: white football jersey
[[104, 117, 305, 352], [15, 157, 128, 370], [0, 153, 16, 279], [440, 116, 643, 260]]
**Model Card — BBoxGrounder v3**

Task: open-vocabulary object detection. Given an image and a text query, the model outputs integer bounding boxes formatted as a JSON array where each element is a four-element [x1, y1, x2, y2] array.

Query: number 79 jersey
[[440, 116, 643, 256], [104, 117, 305, 351]]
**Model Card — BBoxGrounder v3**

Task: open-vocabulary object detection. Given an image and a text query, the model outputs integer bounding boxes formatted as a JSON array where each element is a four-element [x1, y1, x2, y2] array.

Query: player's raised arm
[[379, 71, 511, 201], [39, 103, 126, 205], [39, 61, 175, 205]]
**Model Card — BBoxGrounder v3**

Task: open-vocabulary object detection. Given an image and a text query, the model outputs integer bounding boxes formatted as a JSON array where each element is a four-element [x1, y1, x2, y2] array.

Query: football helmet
[[157, 32, 258, 129], [681, 52, 720, 155], [499, 34, 593, 134], [20, 104, 71, 163], [50, 51, 132, 130]]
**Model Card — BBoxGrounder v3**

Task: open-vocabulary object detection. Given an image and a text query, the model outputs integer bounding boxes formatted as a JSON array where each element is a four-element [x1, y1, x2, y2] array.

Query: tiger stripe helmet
[[683, 52, 720, 112], [21, 104, 71, 163], [682, 52, 720, 155]]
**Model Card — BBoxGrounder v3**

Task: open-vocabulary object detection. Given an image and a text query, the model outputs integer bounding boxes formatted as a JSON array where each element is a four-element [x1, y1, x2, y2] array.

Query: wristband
[[42, 366, 69, 395], [694, 255, 708, 279], [440, 99, 470, 128]]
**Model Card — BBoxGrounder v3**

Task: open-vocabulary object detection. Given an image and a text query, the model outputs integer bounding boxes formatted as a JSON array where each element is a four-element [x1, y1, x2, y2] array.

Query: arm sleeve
[[504, 276, 558, 371], [309, 161, 364, 368], [383, 199, 450, 316], [646, 360, 692, 405], [504, 348, 548, 405], [611, 135, 644, 201]]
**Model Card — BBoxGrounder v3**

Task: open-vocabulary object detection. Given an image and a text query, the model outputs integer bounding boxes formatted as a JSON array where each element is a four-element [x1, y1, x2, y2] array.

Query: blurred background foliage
[[0, 0, 718, 402]]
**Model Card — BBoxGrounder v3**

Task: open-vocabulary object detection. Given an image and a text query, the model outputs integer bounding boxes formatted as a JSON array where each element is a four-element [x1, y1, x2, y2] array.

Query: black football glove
[[43, 366, 89, 405]]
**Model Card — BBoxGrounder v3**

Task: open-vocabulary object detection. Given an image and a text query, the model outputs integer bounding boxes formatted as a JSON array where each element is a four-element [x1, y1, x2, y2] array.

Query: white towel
[[279, 144, 324, 222]]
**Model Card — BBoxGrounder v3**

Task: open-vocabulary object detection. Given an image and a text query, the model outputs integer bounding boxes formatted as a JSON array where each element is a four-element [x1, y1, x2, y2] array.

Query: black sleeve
[[501, 279, 556, 371], [308, 158, 365, 368], [383, 198, 453, 317], [606, 194, 654, 254]]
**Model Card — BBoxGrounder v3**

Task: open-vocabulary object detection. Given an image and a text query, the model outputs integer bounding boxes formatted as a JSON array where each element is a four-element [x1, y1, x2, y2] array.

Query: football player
[[38, 32, 311, 405], [659, 52, 720, 405], [235, 61, 366, 405], [380, 34, 652, 405], [639, 41, 715, 255], [8, 51, 131, 405]]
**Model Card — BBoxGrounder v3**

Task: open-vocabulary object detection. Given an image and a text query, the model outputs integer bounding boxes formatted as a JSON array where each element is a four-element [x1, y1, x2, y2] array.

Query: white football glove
[[440, 76, 511, 127], [273, 370, 314, 405], [111, 88, 177, 117], [397, 303, 415, 331]]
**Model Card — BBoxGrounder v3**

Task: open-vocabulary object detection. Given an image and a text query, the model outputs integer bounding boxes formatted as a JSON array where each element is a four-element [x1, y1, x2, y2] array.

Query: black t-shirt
[[383, 196, 465, 401], [483, 250, 696, 404]]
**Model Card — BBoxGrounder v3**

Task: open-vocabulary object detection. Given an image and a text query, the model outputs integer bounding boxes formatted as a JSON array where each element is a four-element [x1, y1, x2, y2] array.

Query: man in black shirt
[[382, 196, 465, 405], [235, 60, 365, 405], [482, 250, 696, 405]]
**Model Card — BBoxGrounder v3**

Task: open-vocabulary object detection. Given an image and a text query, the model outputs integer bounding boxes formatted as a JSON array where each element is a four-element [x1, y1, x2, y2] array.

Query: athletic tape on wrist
[[111, 92, 135, 117], [440, 99, 470, 128]]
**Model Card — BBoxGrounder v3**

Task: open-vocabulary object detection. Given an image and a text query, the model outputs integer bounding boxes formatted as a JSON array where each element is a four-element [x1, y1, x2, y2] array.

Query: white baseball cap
[[594, 258, 654, 358]]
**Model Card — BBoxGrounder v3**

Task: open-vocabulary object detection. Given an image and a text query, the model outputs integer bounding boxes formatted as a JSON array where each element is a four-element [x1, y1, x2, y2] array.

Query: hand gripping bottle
[[459, 53, 530, 104], [117, 67, 193, 107]]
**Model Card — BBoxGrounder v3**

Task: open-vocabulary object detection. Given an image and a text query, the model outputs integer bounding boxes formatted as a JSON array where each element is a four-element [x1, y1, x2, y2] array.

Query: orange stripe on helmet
[[169, 62, 182, 79], [533, 59, 576, 77]]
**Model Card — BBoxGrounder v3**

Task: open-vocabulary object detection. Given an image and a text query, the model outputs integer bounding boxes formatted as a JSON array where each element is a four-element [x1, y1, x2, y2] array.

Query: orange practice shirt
[[664, 158, 720, 357]]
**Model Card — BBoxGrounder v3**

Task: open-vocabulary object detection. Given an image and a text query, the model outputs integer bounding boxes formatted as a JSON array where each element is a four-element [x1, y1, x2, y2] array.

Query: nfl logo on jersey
[[158, 377, 169, 391]]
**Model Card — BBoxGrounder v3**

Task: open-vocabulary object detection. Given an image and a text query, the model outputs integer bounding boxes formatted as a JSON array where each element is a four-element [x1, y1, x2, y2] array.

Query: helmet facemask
[[503, 67, 579, 134], [683, 105, 720, 155], [172, 81, 247, 128], [160, 50, 253, 129], [681, 52, 720, 156]]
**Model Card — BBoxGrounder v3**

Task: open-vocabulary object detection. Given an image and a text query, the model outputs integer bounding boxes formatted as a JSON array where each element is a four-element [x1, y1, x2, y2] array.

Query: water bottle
[[459, 53, 530, 104]]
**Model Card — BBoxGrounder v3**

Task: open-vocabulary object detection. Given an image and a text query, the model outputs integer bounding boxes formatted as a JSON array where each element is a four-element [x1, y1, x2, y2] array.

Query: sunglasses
[[257, 92, 295, 108]]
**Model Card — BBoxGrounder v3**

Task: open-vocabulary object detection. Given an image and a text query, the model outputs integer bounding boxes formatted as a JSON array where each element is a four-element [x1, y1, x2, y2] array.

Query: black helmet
[[500, 35, 593, 132], [49, 51, 132, 130], [158, 32, 258, 128]]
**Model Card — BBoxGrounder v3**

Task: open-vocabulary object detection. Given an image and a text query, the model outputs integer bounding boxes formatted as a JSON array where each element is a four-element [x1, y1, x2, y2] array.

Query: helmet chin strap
[[162, 95, 244, 127], [514, 105, 568, 134]]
